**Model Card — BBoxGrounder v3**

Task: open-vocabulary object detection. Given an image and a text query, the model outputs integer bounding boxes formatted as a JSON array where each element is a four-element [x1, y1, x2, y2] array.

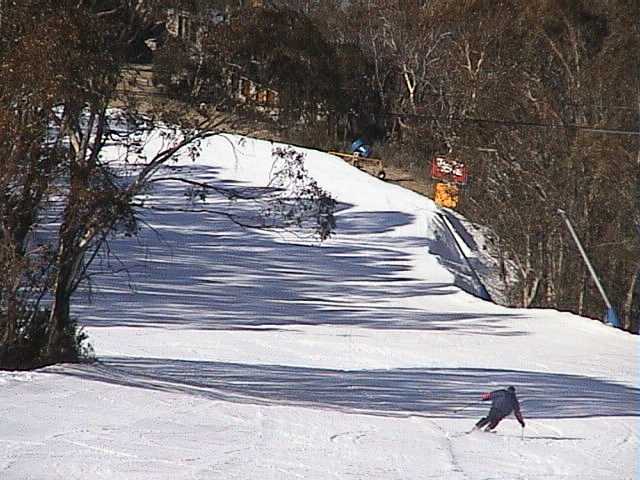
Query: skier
[[472, 386, 525, 432]]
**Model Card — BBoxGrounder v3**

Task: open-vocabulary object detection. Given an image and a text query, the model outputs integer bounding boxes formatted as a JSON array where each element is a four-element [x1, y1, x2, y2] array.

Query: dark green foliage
[[0, 308, 94, 370]]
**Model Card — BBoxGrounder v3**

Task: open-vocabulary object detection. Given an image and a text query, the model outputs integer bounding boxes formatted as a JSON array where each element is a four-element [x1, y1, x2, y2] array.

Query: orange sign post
[[434, 182, 460, 208]]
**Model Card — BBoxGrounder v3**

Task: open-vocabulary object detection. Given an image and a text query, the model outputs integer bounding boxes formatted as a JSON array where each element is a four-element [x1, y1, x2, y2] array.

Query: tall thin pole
[[558, 209, 620, 327]]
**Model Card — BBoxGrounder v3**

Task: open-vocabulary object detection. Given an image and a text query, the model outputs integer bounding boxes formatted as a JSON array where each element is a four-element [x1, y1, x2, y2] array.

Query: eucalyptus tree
[[0, 0, 336, 369]]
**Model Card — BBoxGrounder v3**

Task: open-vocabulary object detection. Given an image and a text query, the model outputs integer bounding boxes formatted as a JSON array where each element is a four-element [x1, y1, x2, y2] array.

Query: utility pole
[[558, 209, 620, 328]]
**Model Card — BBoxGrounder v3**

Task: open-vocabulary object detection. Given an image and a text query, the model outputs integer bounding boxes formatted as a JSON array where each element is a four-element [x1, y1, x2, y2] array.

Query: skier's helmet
[[507, 386, 516, 393]]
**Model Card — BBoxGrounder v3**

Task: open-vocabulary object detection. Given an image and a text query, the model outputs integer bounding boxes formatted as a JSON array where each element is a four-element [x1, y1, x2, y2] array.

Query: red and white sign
[[431, 156, 468, 185]]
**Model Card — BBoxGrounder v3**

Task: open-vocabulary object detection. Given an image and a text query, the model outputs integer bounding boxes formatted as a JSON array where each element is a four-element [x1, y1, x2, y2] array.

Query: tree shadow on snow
[[73, 162, 528, 336], [55, 357, 640, 420]]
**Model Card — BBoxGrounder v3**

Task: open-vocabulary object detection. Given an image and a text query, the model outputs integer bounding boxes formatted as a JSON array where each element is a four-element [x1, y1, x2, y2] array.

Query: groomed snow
[[1, 132, 638, 479]]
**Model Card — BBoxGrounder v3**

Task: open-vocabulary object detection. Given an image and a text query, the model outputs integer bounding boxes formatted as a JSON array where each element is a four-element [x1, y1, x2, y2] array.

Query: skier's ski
[[449, 429, 496, 438]]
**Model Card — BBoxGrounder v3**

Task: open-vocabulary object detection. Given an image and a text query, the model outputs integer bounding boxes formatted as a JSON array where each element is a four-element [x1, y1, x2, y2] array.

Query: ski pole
[[452, 400, 480, 414]]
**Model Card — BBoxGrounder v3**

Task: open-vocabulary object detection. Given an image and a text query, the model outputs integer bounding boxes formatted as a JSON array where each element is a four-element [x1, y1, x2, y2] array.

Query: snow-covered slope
[[1, 133, 638, 479]]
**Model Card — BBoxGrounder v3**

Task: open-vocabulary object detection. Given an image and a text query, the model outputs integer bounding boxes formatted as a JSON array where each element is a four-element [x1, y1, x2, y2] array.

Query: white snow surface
[[1, 132, 638, 479]]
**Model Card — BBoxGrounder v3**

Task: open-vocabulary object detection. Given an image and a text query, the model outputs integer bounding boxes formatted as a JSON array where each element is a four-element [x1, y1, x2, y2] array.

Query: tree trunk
[[3, 289, 18, 346], [0, 285, 20, 368], [577, 269, 587, 316], [523, 274, 541, 308], [46, 237, 75, 361], [46, 214, 86, 361]]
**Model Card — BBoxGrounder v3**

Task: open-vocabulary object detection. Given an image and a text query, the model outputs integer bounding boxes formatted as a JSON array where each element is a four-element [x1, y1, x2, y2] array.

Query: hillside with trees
[[156, 0, 638, 332], [0, 0, 638, 373]]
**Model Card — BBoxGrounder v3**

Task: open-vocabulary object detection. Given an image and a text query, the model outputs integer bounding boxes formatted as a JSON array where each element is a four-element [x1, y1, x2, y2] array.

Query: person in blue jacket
[[473, 386, 525, 432]]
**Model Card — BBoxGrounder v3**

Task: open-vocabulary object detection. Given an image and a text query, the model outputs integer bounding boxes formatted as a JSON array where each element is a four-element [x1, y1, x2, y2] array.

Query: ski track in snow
[[0, 132, 638, 479], [428, 419, 470, 480]]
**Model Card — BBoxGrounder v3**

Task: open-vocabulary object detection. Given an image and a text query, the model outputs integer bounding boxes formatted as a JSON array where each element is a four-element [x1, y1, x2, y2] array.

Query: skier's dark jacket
[[482, 388, 525, 426]]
